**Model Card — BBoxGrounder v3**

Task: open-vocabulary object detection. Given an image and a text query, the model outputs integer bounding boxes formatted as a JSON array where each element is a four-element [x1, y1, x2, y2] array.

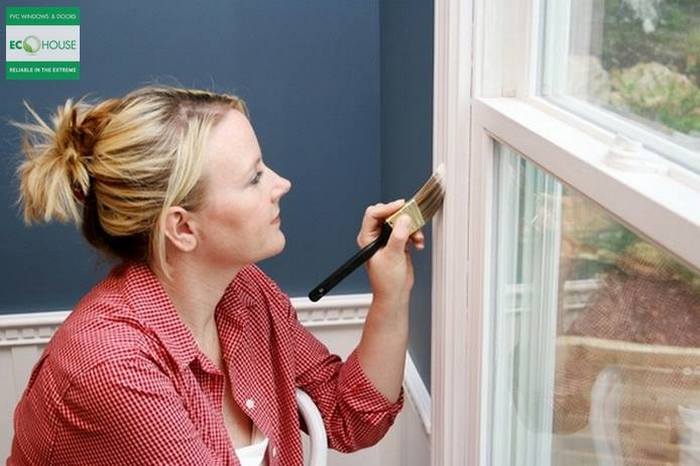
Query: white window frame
[[430, 0, 474, 464], [430, 0, 700, 465]]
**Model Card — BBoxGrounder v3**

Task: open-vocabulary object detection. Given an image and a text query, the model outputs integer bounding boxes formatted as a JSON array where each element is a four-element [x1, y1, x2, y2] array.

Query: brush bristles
[[414, 167, 445, 221], [385, 165, 445, 232]]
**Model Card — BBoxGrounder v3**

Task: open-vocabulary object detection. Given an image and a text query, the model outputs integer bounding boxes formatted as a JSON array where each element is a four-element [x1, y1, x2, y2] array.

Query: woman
[[8, 85, 424, 465]]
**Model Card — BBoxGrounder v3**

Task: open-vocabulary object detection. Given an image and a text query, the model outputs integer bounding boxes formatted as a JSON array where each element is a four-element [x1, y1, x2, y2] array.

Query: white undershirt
[[234, 422, 269, 466]]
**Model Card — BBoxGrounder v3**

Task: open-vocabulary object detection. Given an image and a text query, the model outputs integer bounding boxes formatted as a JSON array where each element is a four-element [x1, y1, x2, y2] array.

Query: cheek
[[198, 190, 272, 247], [206, 198, 261, 241], [201, 198, 241, 237]]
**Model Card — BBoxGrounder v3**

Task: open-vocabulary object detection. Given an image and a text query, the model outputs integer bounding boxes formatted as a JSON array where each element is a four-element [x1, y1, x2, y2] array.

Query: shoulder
[[17, 297, 165, 431], [46, 296, 159, 392]]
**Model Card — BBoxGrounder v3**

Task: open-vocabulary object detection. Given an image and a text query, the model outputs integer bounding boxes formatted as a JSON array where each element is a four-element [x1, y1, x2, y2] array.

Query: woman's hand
[[356, 199, 425, 304]]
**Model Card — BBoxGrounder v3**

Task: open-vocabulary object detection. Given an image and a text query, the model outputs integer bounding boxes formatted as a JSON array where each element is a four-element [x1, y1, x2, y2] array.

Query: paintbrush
[[308, 164, 445, 302]]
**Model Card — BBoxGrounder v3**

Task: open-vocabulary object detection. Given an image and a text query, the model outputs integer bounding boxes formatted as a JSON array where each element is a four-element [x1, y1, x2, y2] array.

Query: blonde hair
[[12, 85, 249, 282]]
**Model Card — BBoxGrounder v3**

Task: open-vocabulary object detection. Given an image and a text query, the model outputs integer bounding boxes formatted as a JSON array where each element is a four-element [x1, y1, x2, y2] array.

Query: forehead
[[204, 109, 259, 175]]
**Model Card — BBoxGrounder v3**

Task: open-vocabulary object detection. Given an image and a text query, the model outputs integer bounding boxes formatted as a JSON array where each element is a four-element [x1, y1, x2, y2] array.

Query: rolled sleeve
[[287, 300, 404, 452], [338, 349, 405, 416]]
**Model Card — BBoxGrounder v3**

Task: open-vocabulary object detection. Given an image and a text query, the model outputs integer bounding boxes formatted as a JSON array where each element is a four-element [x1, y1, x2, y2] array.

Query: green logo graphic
[[22, 35, 41, 53], [5, 6, 80, 80]]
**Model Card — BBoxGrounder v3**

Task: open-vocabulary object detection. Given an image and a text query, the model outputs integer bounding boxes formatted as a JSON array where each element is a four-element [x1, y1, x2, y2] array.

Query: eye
[[251, 170, 263, 185]]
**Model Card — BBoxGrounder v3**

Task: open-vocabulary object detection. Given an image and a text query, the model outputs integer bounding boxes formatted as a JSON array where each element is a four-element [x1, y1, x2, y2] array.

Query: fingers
[[393, 217, 425, 253], [359, 199, 425, 251], [358, 199, 405, 246], [361, 199, 405, 230], [411, 230, 425, 250], [387, 215, 412, 254], [391, 214, 424, 251]]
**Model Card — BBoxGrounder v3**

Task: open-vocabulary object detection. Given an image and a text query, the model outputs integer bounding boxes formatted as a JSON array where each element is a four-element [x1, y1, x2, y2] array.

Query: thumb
[[387, 215, 411, 253]]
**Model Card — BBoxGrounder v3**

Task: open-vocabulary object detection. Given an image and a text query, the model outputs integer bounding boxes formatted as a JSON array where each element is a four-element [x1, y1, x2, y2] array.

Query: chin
[[260, 237, 286, 261], [272, 236, 286, 255]]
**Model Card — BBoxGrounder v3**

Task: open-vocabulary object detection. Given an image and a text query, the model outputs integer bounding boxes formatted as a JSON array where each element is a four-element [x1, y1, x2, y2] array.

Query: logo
[[8, 35, 41, 53], [9, 35, 78, 54], [5, 7, 80, 80]]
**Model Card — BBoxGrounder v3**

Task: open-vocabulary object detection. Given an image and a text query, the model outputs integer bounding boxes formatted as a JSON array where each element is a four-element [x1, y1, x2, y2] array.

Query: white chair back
[[295, 388, 328, 466]]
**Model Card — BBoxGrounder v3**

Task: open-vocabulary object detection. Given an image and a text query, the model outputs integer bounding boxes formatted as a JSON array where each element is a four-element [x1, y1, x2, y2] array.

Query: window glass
[[488, 141, 700, 466], [540, 0, 700, 163]]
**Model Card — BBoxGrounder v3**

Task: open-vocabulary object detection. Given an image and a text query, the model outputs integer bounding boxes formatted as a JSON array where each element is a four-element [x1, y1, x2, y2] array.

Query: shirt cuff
[[338, 348, 405, 416]]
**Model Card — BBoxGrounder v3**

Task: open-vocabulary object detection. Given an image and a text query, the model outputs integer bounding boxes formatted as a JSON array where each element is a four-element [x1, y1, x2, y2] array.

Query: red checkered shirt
[[8, 261, 404, 465]]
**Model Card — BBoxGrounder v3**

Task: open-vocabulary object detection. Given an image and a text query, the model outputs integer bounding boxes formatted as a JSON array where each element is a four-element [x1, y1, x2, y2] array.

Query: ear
[[162, 206, 199, 253]]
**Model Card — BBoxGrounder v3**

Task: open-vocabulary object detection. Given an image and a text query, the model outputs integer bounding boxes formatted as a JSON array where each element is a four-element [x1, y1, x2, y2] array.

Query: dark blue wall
[[380, 0, 434, 392], [0, 0, 382, 312]]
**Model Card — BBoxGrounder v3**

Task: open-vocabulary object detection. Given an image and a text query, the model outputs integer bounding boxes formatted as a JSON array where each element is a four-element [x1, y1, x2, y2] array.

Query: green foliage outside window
[[601, 0, 700, 135]]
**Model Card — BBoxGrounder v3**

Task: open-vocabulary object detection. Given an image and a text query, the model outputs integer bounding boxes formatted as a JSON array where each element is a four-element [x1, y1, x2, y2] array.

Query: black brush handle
[[308, 223, 393, 302]]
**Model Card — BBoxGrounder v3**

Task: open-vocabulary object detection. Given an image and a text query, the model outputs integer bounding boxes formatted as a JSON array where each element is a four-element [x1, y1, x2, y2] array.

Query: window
[[540, 0, 700, 172], [431, 0, 700, 464]]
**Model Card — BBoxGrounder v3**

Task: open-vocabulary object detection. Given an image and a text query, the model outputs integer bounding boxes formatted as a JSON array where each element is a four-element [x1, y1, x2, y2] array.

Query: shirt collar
[[119, 261, 257, 371]]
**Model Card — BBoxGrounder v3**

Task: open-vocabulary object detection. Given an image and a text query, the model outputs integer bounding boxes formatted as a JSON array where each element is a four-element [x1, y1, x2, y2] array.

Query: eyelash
[[251, 170, 263, 185]]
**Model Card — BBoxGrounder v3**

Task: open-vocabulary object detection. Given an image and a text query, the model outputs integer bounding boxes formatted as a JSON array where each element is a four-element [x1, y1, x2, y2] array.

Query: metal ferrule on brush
[[386, 198, 424, 235]]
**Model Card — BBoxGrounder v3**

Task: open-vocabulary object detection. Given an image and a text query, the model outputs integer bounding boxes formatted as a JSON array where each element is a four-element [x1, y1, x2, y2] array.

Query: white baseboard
[[0, 293, 432, 464], [405, 353, 432, 435]]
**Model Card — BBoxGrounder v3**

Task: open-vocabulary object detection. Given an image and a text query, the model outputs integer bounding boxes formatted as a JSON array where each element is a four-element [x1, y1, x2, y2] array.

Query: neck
[[150, 256, 243, 343]]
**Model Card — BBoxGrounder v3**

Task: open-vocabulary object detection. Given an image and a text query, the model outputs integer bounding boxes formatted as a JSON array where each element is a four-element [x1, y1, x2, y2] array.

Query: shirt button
[[272, 446, 277, 457], [245, 398, 255, 409]]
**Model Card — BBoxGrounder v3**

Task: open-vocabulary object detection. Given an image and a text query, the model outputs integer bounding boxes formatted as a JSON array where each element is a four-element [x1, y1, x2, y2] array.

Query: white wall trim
[[0, 293, 374, 347], [292, 293, 371, 328], [0, 311, 65, 347]]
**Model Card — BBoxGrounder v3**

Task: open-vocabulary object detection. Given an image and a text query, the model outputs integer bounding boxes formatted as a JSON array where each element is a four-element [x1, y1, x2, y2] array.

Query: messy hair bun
[[14, 97, 117, 225], [12, 86, 249, 280]]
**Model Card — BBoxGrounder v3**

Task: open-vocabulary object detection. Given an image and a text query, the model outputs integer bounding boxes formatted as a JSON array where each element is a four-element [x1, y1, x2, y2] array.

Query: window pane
[[540, 0, 700, 169], [488, 142, 700, 466]]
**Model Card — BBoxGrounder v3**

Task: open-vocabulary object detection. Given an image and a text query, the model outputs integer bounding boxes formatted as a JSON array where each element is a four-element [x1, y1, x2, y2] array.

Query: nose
[[272, 171, 292, 200]]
